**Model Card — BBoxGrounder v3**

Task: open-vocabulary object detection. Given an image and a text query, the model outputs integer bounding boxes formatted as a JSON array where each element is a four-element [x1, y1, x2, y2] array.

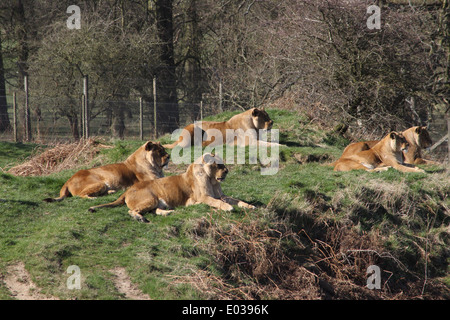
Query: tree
[[259, 0, 444, 136], [0, 34, 11, 132], [1, 0, 447, 141], [175, 0, 203, 121], [197, 0, 286, 110], [28, 14, 161, 140], [155, 0, 179, 134]]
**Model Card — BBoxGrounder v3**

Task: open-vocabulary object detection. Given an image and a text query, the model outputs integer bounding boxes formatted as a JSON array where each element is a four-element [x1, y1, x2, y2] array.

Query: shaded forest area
[[0, 0, 448, 140]]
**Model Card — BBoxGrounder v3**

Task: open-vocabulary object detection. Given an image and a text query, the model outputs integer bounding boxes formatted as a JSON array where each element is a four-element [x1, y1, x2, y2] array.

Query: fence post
[[200, 100, 203, 122], [447, 114, 450, 164], [80, 94, 85, 139], [24, 75, 31, 141], [218, 81, 223, 112], [153, 76, 157, 139], [13, 92, 17, 142], [83, 75, 89, 139], [139, 96, 144, 141]]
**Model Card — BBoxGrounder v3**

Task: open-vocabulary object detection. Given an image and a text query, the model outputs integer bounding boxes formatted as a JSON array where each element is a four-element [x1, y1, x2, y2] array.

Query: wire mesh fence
[[0, 76, 223, 143]]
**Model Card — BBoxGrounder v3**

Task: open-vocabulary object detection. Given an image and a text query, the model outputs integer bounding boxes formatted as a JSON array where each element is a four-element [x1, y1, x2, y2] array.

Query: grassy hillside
[[0, 109, 449, 300]]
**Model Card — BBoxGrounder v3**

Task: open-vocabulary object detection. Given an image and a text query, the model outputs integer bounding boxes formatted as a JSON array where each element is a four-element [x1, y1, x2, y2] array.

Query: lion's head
[[408, 126, 433, 149], [198, 153, 229, 183], [388, 132, 409, 153], [252, 108, 274, 130], [144, 141, 170, 168]]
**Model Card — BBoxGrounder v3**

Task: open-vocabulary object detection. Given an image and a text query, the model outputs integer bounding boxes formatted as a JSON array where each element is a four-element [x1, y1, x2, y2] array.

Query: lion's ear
[[252, 108, 260, 117], [193, 165, 204, 176], [415, 127, 422, 134], [389, 132, 397, 140], [202, 153, 213, 164], [145, 141, 155, 151]]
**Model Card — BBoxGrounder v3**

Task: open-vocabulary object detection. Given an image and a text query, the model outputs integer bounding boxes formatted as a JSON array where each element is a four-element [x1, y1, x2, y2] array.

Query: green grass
[[0, 108, 449, 300], [0, 141, 40, 169]]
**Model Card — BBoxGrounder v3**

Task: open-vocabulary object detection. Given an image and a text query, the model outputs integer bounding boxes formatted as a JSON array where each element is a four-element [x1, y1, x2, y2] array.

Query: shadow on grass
[[0, 198, 39, 207]]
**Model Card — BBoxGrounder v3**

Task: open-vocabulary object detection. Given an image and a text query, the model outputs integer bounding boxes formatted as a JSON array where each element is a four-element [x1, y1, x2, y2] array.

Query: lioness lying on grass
[[163, 108, 281, 148], [89, 153, 255, 223], [333, 131, 425, 173], [335, 126, 438, 166], [44, 141, 169, 202]]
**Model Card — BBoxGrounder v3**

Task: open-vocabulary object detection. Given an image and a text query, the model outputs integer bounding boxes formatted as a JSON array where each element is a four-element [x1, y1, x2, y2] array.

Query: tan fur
[[163, 108, 279, 149], [337, 140, 378, 161], [89, 153, 255, 223], [333, 132, 425, 173], [401, 126, 437, 165], [333, 126, 437, 167], [44, 141, 169, 202]]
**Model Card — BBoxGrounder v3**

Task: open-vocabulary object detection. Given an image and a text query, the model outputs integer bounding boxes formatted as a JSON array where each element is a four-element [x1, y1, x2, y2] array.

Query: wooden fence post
[[24, 75, 32, 142], [13, 92, 17, 142], [153, 76, 157, 139], [218, 81, 223, 112], [23, 75, 33, 141], [80, 94, 85, 139], [447, 115, 450, 164], [139, 97, 144, 141], [83, 75, 89, 139], [200, 100, 203, 122]]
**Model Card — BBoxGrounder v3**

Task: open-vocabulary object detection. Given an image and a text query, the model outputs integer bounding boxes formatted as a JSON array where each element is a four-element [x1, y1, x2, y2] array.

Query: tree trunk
[[111, 104, 126, 140], [0, 34, 11, 132], [155, 0, 179, 134], [14, 0, 31, 138], [185, 0, 202, 120], [67, 114, 80, 141], [14, 0, 29, 79]]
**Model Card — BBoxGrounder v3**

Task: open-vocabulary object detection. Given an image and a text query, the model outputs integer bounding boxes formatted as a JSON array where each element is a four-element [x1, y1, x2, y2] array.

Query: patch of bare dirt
[[111, 267, 151, 300], [4, 262, 59, 300]]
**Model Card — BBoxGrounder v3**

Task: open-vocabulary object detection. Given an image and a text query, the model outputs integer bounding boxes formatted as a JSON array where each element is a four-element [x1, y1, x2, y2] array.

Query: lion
[[43, 141, 169, 202], [163, 107, 281, 149], [401, 126, 437, 165], [333, 131, 425, 173], [334, 126, 437, 166], [88, 153, 256, 223]]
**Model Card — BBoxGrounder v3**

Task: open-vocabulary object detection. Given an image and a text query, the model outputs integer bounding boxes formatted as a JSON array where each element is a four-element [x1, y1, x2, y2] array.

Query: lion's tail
[[162, 140, 180, 149], [43, 183, 70, 202], [163, 124, 206, 149], [88, 192, 127, 212], [328, 160, 337, 167]]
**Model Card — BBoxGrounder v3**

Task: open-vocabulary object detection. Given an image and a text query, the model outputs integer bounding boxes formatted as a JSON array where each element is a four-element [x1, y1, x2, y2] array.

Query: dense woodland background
[[0, 1, 449, 301], [0, 0, 448, 140]]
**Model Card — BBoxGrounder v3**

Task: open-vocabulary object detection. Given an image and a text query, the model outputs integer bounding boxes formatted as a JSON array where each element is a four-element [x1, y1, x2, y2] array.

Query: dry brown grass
[[7, 138, 111, 177], [176, 213, 327, 299], [179, 171, 450, 300]]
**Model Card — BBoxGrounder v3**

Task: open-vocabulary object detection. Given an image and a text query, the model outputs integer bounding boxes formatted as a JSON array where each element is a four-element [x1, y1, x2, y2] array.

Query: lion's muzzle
[[216, 166, 228, 182]]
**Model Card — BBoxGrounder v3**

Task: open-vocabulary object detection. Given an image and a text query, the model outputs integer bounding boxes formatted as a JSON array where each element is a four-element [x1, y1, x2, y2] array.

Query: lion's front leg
[[415, 158, 440, 165], [221, 196, 256, 209], [199, 195, 233, 211], [391, 163, 425, 173], [155, 208, 173, 216]]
